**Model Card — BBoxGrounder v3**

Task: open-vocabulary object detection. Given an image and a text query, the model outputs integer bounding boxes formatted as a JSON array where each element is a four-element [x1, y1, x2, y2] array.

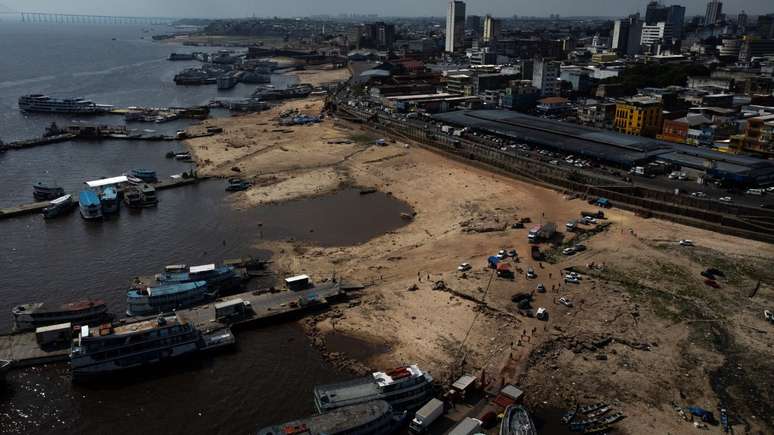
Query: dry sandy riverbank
[[186, 68, 774, 434]]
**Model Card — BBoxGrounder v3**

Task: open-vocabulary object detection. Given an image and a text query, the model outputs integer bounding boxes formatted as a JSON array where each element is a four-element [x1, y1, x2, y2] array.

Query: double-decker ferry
[[313, 365, 434, 413], [18, 94, 110, 114]]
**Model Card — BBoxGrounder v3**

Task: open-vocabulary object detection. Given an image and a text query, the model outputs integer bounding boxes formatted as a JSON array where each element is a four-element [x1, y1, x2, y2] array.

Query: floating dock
[[0, 281, 354, 370], [0, 176, 207, 221]]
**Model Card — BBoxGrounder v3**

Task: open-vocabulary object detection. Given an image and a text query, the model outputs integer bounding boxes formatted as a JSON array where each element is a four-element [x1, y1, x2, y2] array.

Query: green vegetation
[[602, 63, 711, 94]]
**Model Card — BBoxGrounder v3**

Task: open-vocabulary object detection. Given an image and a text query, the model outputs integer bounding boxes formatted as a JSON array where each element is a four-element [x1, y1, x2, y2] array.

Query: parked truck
[[527, 222, 556, 243], [409, 398, 445, 433]]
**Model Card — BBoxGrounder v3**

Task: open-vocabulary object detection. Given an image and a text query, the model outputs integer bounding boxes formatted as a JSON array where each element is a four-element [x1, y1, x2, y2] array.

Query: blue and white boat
[[130, 169, 157, 182], [156, 264, 240, 293], [126, 280, 212, 316], [78, 190, 103, 220], [100, 187, 120, 214]]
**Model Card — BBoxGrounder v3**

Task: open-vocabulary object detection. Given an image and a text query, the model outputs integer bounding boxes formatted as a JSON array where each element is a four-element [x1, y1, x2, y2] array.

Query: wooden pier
[[0, 176, 207, 221], [0, 281, 353, 370]]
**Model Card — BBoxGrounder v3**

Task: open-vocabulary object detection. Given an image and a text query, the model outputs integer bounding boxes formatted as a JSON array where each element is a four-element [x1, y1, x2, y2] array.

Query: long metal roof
[[433, 110, 774, 179]]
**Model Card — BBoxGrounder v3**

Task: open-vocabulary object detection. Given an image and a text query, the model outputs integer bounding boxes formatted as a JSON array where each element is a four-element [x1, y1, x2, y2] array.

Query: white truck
[[409, 398, 445, 433]]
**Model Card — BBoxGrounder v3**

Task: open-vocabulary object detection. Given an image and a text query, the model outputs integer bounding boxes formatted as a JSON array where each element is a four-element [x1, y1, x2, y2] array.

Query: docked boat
[[1, 359, 10, 381], [130, 168, 157, 182], [70, 316, 202, 379], [100, 186, 120, 214], [78, 190, 103, 220], [140, 184, 158, 207], [500, 405, 537, 435], [123, 186, 144, 208], [43, 194, 76, 219], [226, 178, 252, 192], [257, 400, 402, 435], [18, 94, 109, 114], [12, 299, 109, 332], [313, 365, 434, 413], [126, 280, 213, 316], [155, 264, 240, 293], [33, 182, 65, 201]]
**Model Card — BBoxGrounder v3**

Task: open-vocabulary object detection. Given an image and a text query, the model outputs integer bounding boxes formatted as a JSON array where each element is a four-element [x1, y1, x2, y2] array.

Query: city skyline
[[0, 0, 771, 19]]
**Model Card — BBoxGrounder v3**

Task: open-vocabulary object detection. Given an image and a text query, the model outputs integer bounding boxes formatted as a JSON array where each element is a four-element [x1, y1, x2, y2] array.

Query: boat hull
[[71, 341, 200, 380]]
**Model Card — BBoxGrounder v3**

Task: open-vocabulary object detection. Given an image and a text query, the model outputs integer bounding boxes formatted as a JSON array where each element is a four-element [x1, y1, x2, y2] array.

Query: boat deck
[[0, 332, 69, 367]]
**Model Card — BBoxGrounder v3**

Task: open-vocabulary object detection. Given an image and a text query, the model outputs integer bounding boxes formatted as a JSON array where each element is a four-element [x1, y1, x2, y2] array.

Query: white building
[[641, 22, 673, 46], [532, 57, 561, 97], [483, 15, 501, 43], [445, 1, 466, 53]]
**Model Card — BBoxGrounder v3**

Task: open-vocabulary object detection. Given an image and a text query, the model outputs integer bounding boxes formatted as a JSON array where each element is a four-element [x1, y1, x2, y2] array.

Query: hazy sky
[[1, 0, 770, 18]]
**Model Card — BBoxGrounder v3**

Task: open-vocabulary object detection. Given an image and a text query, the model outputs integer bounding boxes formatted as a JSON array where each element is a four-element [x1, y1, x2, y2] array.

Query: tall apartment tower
[[445, 1, 466, 53], [705, 0, 723, 25], [532, 57, 561, 97], [483, 15, 501, 43]]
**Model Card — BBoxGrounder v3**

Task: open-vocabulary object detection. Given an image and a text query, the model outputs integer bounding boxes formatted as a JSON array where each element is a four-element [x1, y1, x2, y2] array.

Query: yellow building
[[614, 97, 663, 137], [591, 52, 618, 63]]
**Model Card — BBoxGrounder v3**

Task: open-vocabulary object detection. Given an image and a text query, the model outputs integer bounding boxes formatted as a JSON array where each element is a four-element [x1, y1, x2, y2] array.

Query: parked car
[[573, 244, 587, 252], [582, 216, 597, 224], [536, 283, 546, 293], [719, 196, 732, 202], [679, 239, 694, 246], [562, 247, 576, 255], [536, 307, 548, 321], [691, 192, 707, 198], [527, 267, 536, 279], [458, 262, 472, 272], [564, 274, 580, 284], [559, 297, 573, 307]]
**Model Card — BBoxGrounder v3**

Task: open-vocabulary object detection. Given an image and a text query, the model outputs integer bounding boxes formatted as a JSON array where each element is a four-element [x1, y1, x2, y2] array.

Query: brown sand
[[185, 73, 774, 434]]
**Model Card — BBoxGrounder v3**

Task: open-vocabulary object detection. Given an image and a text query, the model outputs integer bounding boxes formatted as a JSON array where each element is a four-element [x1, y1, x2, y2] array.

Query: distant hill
[[0, 4, 15, 14]]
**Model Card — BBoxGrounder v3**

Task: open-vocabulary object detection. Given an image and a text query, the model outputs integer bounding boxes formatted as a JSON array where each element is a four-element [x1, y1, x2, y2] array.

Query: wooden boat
[[130, 168, 157, 182], [33, 182, 65, 201], [100, 186, 120, 214], [42, 194, 76, 219], [225, 178, 251, 192], [500, 405, 537, 435], [12, 299, 110, 331]]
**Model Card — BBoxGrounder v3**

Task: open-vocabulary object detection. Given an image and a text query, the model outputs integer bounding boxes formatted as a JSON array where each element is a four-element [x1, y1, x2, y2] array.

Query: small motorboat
[[42, 194, 76, 219], [130, 168, 157, 182], [33, 182, 65, 201], [174, 152, 192, 161], [225, 178, 252, 192], [78, 190, 103, 221], [100, 186, 120, 214]]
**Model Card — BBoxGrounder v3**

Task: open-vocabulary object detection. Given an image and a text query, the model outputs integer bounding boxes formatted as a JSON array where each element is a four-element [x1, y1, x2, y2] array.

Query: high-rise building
[[705, 0, 723, 25], [645, 1, 668, 25], [758, 14, 774, 39], [737, 11, 748, 33], [666, 5, 686, 39], [612, 15, 643, 56], [532, 57, 561, 97], [466, 15, 482, 37], [641, 22, 673, 47], [614, 97, 663, 137], [483, 15, 501, 44], [445, 1, 466, 53]]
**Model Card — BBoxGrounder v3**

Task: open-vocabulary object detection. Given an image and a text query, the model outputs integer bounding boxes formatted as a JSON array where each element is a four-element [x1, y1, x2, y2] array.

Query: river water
[[0, 22, 411, 434]]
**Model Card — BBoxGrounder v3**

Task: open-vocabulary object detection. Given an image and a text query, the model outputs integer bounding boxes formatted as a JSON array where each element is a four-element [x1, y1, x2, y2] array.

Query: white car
[[679, 239, 694, 247], [559, 297, 573, 307], [458, 262, 472, 272], [497, 250, 507, 259], [562, 247, 576, 255], [536, 307, 548, 320], [719, 196, 732, 202], [582, 216, 597, 224], [527, 267, 536, 279], [691, 192, 707, 198]]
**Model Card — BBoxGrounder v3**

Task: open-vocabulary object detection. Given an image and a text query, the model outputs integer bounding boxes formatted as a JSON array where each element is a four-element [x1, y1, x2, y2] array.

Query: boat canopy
[[49, 194, 71, 205], [190, 264, 216, 274], [85, 176, 128, 188]]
